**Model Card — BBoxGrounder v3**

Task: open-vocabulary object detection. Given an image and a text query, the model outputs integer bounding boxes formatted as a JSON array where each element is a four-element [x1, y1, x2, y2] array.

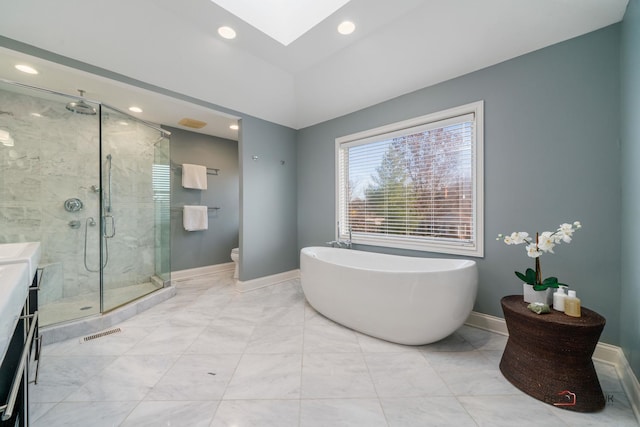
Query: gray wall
[[297, 25, 622, 345], [166, 126, 239, 271], [621, 0, 640, 378], [170, 115, 299, 281], [239, 117, 298, 281]]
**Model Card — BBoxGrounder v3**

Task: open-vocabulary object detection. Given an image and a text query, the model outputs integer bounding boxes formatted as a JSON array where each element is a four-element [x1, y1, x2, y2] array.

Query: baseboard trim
[[465, 311, 508, 336], [171, 263, 235, 281], [465, 311, 640, 421], [619, 353, 640, 423], [236, 269, 300, 293]]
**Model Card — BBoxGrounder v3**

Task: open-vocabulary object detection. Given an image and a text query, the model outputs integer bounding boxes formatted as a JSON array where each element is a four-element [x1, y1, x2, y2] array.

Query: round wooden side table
[[499, 295, 606, 412]]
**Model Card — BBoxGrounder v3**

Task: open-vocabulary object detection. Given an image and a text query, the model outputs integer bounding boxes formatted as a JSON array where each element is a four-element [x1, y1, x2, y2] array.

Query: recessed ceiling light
[[128, 106, 143, 113], [337, 21, 355, 35], [118, 121, 129, 126], [218, 26, 237, 40], [30, 113, 42, 118], [229, 124, 239, 130], [15, 64, 38, 75]]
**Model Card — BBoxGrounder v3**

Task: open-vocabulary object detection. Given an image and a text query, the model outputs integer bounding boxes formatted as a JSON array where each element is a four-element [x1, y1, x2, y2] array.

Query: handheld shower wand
[[103, 154, 115, 238], [105, 154, 112, 214]]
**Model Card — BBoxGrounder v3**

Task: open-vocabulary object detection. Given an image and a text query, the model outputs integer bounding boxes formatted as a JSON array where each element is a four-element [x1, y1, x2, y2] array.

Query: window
[[336, 101, 483, 256]]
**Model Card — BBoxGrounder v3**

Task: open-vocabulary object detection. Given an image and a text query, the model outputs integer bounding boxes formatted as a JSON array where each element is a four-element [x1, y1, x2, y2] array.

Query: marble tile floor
[[29, 271, 639, 426], [40, 281, 162, 326]]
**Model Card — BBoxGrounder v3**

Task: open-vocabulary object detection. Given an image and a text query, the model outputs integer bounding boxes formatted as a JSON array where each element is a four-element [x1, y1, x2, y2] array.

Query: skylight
[[211, 0, 351, 46]]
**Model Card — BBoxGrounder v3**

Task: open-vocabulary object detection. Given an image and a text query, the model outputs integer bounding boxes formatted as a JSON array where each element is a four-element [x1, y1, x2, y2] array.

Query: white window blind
[[336, 101, 483, 256], [152, 163, 171, 223]]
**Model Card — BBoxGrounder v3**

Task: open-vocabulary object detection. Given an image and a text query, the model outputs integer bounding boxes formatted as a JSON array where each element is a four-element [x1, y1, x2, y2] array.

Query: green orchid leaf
[[515, 270, 536, 285], [525, 268, 537, 283], [541, 277, 560, 288], [532, 284, 548, 291], [515, 271, 527, 282]]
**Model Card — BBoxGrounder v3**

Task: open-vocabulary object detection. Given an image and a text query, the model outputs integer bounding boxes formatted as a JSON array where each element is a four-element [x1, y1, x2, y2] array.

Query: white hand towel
[[182, 163, 208, 190], [183, 205, 208, 231]]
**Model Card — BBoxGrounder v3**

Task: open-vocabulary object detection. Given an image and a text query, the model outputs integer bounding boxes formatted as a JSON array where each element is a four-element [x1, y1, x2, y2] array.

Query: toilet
[[230, 247, 239, 279]]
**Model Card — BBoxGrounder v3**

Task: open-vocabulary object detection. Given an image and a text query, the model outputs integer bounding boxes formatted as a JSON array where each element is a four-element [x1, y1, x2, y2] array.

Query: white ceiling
[[0, 47, 241, 140], [210, 0, 352, 46], [0, 0, 629, 137]]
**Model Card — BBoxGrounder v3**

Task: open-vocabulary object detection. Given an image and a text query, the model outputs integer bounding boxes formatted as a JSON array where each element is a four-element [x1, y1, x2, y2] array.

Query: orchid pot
[[522, 283, 554, 305], [498, 221, 582, 304]]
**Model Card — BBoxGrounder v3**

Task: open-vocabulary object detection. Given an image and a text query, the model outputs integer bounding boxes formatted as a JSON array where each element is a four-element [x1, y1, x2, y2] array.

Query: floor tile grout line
[[360, 346, 392, 427], [417, 336, 483, 425], [116, 399, 144, 427]]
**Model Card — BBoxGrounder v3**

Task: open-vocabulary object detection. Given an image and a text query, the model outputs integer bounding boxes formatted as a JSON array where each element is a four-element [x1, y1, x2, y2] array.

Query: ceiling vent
[[178, 118, 207, 129]]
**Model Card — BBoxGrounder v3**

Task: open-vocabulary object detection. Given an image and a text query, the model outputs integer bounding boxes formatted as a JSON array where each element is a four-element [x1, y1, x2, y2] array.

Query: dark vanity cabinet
[[0, 270, 41, 427]]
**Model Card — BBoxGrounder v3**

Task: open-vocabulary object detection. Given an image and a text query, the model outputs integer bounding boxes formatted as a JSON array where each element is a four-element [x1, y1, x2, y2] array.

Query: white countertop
[[0, 263, 30, 364], [0, 241, 41, 280]]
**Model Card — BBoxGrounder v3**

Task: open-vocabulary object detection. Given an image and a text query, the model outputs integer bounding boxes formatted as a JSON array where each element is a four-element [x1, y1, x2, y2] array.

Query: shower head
[[66, 100, 97, 115], [66, 90, 97, 115]]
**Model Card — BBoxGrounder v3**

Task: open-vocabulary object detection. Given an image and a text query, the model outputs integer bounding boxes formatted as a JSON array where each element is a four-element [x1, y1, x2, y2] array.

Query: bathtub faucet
[[326, 224, 352, 249], [342, 226, 353, 248], [326, 239, 351, 249]]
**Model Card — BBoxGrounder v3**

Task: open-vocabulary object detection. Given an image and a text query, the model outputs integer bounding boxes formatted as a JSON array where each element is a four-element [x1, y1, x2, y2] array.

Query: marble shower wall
[[0, 88, 100, 304], [0, 86, 164, 305]]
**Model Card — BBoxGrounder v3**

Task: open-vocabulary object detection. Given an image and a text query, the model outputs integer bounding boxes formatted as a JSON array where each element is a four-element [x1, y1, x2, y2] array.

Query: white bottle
[[564, 290, 582, 317], [553, 287, 567, 312]]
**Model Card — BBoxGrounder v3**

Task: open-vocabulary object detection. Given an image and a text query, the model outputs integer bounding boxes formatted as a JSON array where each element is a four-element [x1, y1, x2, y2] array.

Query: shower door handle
[[103, 215, 116, 238]]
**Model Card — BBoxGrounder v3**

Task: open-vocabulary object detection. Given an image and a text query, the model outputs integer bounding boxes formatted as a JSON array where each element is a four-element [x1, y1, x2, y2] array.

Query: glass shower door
[[0, 81, 102, 326], [100, 106, 170, 312]]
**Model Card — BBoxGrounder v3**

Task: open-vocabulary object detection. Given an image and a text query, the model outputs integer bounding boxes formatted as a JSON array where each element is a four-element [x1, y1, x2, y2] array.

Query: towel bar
[[171, 164, 219, 175], [170, 207, 220, 211], [0, 311, 38, 421]]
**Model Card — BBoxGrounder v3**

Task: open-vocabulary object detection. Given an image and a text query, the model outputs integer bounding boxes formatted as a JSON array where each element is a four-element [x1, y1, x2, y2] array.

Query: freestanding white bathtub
[[300, 246, 478, 345]]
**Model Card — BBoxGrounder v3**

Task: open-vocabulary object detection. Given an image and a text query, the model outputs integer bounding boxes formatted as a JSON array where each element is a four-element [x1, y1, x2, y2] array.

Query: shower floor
[[39, 281, 162, 326]]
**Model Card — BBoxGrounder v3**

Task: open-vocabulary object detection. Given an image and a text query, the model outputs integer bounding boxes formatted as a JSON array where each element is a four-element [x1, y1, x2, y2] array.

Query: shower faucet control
[[64, 198, 84, 212]]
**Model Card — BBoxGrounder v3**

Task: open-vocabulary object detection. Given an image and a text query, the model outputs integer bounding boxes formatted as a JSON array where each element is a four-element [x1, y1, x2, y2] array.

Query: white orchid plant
[[497, 221, 582, 291]]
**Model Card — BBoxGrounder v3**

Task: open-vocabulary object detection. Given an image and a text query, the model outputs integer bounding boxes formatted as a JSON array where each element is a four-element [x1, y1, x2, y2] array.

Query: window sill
[[347, 235, 484, 258]]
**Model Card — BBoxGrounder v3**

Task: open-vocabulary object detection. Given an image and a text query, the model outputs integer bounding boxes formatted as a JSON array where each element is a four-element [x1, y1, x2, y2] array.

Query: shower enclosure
[[0, 79, 171, 327]]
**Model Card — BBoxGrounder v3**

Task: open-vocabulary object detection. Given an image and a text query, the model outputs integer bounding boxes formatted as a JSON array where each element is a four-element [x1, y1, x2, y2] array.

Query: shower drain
[[81, 328, 122, 342], [80, 306, 93, 311]]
